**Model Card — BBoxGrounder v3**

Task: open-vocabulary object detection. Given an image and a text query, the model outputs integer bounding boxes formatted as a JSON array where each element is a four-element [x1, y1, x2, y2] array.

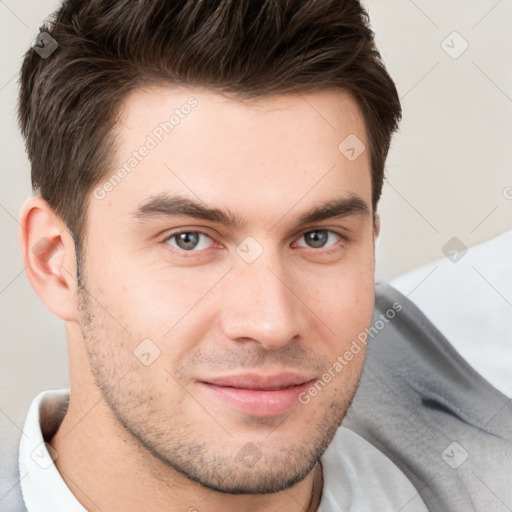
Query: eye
[[294, 229, 343, 250], [164, 231, 214, 252]]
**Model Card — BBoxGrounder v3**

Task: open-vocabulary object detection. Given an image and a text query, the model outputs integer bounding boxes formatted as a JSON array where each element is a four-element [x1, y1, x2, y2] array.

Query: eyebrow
[[131, 192, 370, 230]]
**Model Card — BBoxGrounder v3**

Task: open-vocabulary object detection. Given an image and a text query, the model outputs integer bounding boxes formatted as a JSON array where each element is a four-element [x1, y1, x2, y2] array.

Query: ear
[[373, 212, 381, 242], [19, 195, 79, 322]]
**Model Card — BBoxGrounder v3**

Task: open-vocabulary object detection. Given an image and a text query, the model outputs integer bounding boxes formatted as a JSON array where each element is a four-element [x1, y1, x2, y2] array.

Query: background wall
[[1, 1, 511, 426]]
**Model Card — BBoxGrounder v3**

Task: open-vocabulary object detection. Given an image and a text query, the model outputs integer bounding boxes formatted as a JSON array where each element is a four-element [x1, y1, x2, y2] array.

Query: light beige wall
[[1, 1, 511, 423], [1, 0, 70, 426], [365, 0, 512, 279]]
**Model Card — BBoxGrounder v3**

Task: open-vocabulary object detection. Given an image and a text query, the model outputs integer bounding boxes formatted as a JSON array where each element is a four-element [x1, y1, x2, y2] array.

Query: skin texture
[[19, 86, 379, 512]]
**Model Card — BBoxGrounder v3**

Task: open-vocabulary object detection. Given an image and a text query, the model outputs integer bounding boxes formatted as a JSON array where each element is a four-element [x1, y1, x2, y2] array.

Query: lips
[[200, 372, 315, 390], [196, 372, 317, 416]]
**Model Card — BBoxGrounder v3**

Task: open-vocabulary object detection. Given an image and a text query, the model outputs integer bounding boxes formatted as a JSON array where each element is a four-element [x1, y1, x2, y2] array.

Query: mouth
[[196, 372, 316, 417]]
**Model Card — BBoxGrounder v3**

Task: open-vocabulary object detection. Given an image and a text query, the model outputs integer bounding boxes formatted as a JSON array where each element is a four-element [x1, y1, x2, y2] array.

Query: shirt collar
[[19, 388, 87, 512]]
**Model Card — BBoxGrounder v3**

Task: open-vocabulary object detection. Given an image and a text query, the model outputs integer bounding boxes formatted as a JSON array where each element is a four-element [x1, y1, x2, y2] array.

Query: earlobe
[[19, 195, 79, 322]]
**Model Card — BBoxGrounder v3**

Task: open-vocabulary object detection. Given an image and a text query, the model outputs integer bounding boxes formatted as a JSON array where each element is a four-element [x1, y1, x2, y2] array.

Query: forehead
[[93, 85, 372, 227]]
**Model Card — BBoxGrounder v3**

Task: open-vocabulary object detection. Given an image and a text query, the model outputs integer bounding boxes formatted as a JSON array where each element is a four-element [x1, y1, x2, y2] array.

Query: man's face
[[78, 86, 376, 494]]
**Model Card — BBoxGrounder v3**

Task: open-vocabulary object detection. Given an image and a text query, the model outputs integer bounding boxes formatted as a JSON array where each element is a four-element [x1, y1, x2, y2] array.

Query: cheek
[[92, 256, 204, 338], [91, 266, 218, 375], [307, 256, 375, 342], [322, 289, 375, 357]]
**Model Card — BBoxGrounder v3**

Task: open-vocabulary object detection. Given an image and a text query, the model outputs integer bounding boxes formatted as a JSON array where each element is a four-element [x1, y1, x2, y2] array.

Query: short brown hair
[[18, 0, 401, 259]]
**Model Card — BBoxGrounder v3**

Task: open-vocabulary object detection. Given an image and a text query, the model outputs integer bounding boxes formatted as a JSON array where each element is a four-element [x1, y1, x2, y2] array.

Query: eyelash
[[162, 229, 348, 258]]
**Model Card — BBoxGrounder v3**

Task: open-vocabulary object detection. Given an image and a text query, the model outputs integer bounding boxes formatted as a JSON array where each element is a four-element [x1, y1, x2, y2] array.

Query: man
[[344, 229, 512, 511], [2, 1, 428, 511]]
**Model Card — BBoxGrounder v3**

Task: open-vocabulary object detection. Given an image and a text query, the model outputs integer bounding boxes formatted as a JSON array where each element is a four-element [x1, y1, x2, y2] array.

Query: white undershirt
[[390, 229, 512, 398], [18, 389, 87, 512]]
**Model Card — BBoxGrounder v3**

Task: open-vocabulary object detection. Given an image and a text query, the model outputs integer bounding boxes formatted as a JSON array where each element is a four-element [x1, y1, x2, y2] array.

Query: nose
[[220, 252, 304, 350]]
